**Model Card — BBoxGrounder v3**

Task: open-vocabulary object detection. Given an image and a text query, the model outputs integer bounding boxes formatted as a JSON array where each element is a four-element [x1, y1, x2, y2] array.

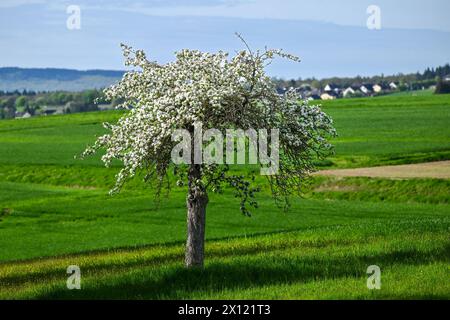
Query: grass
[[320, 94, 450, 167], [0, 95, 449, 168], [386, 89, 434, 97], [309, 176, 450, 204], [0, 94, 449, 299], [3, 178, 449, 262], [1, 219, 448, 299]]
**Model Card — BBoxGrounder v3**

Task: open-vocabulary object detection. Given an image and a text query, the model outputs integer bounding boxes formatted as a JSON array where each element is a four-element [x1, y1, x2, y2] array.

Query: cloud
[[60, 0, 450, 32], [1, 0, 449, 33], [0, 0, 47, 8]]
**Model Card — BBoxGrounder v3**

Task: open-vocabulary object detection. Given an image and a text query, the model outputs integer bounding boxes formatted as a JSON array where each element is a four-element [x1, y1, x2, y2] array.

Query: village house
[[372, 84, 382, 93], [373, 83, 390, 93], [343, 87, 355, 97], [14, 111, 32, 119], [324, 84, 339, 92], [389, 82, 398, 90], [276, 79, 405, 101], [360, 84, 373, 95], [307, 88, 322, 100], [343, 86, 361, 97], [320, 92, 337, 100]]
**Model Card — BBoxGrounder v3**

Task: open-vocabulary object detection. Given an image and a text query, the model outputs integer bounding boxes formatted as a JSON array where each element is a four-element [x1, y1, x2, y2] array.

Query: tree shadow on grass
[[36, 245, 449, 300], [0, 234, 363, 286]]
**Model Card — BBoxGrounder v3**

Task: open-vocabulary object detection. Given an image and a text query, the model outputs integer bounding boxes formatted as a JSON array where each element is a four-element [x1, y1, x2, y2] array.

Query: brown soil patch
[[316, 161, 450, 179]]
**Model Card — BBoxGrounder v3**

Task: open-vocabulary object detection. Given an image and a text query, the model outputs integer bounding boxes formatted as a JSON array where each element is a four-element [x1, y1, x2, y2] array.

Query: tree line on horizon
[[0, 64, 449, 119], [272, 64, 450, 91], [0, 89, 124, 119]]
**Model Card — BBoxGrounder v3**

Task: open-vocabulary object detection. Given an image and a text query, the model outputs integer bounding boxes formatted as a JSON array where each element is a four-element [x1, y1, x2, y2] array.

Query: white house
[[389, 82, 398, 90], [372, 84, 383, 93], [360, 85, 372, 95], [320, 92, 337, 100], [324, 84, 333, 92], [343, 87, 355, 97]]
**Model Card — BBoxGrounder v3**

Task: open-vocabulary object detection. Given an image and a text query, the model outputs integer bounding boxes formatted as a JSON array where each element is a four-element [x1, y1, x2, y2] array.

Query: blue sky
[[1, 0, 450, 78]]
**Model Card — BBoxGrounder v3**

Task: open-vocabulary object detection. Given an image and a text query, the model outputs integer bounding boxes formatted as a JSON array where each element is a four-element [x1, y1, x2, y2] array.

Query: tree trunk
[[185, 163, 208, 268]]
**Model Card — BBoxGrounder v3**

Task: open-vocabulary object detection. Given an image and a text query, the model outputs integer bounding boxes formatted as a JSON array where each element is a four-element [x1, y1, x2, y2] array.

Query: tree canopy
[[83, 37, 336, 213]]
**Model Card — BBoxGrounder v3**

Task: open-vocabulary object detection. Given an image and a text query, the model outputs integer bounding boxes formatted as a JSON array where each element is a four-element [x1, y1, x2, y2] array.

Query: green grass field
[[386, 89, 434, 97], [0, 94, 449, 299], [320, 95, 450, 167]]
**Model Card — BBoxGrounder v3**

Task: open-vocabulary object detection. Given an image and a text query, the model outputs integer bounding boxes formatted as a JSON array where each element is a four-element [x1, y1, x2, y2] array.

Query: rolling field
[[320, 95, 450, 167], [0, 95, 449, 299]]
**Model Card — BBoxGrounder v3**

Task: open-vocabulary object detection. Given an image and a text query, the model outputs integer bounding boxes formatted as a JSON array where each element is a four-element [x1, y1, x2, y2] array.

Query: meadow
[[0, 94, 449, 299]]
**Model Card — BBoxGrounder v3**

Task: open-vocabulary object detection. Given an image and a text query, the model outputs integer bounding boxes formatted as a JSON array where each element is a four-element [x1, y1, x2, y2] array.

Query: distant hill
[[0, 67, 125, 92]]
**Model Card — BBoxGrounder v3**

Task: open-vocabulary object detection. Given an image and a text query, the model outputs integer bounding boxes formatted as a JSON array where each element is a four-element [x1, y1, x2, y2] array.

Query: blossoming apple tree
[[82, 35, 336, 268]]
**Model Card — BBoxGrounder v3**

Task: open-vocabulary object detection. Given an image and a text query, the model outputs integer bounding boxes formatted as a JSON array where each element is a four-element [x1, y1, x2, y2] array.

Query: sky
[[1, 0, 450, 78]]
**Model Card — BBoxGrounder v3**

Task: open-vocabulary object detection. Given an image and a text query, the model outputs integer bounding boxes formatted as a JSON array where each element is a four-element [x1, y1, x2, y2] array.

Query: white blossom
[[82, 37, 336, 209]]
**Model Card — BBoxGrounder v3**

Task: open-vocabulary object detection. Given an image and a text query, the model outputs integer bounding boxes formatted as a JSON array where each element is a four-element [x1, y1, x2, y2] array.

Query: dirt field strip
[[316, 161, 450, 179]]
